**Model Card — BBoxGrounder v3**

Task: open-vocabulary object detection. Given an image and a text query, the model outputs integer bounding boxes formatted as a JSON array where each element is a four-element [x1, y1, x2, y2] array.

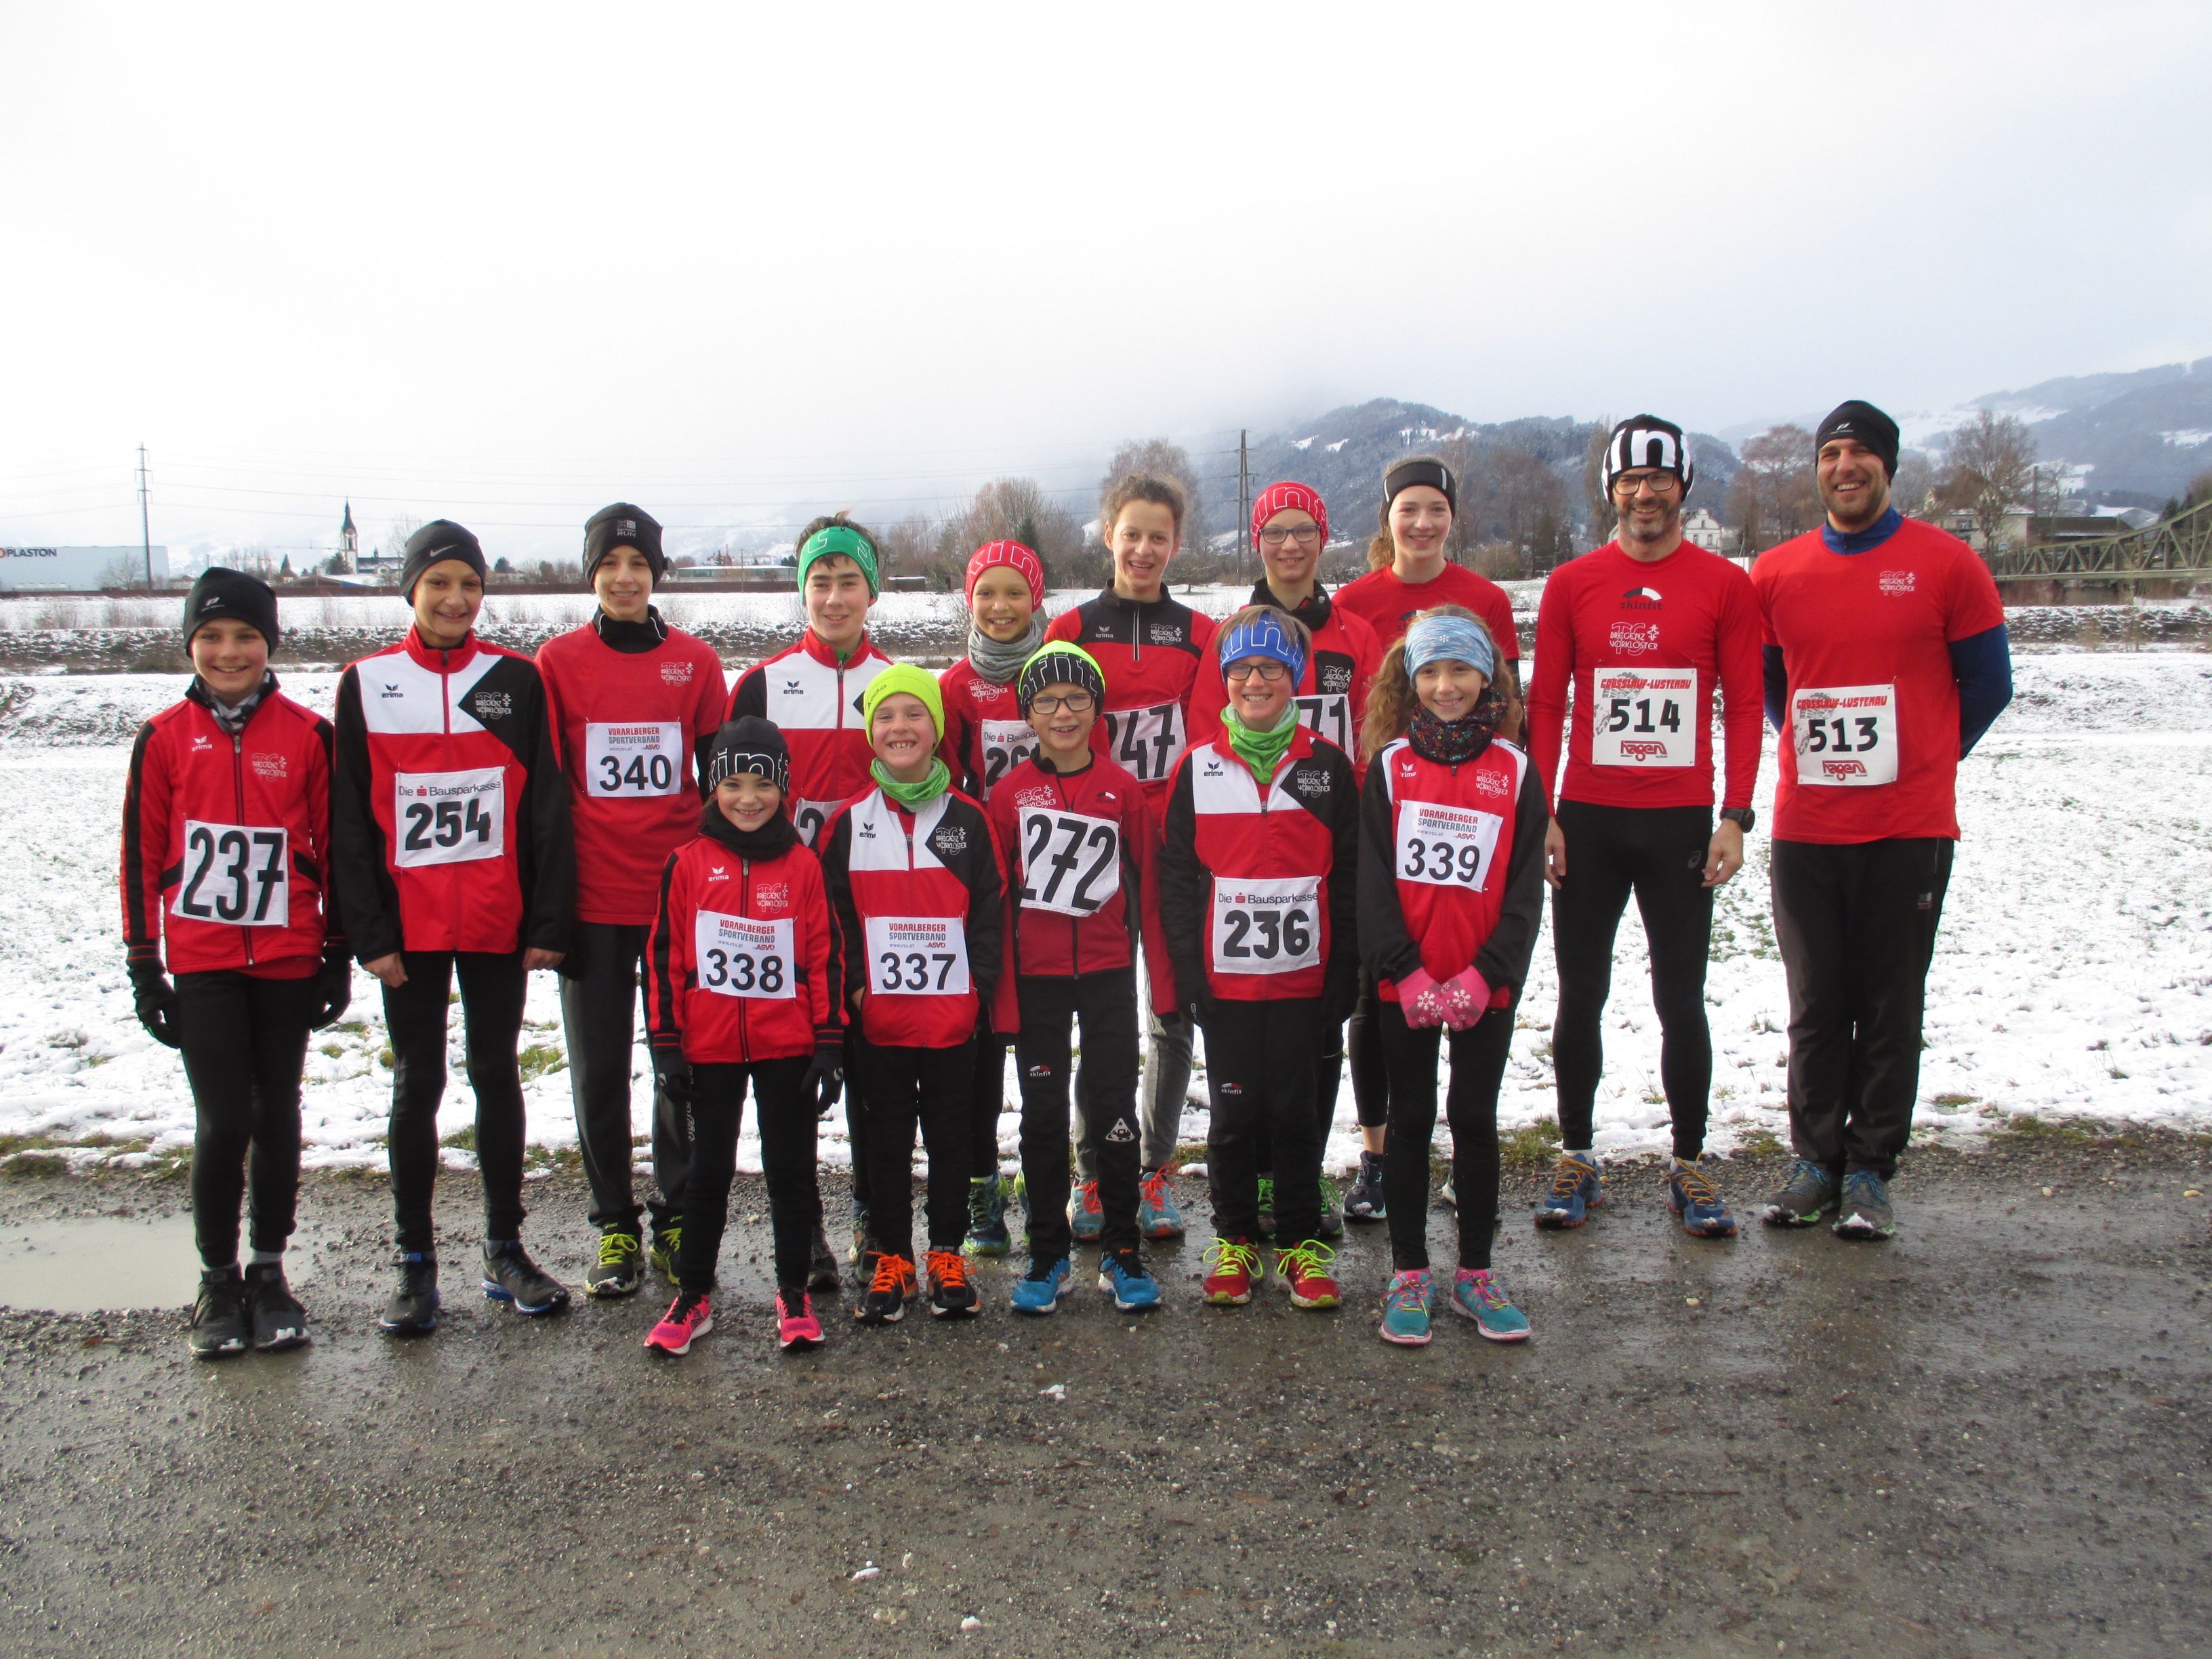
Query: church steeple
[[338, 500, 359, 573]]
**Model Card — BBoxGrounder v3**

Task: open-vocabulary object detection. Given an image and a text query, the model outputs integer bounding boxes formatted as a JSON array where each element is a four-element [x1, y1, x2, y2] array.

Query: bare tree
[[381, 514, 422, 564], [1582, 419, 1616, 544], [876, 512, 939, 584], [1890, 451, 1938, 520], [1936, 409, 2037, 551], [1725, 425, 1821, 552]]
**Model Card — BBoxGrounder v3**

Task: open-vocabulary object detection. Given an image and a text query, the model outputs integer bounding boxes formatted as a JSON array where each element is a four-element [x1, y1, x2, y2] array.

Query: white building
[[0, 546, 171, 592], [1682, 508, 1731, 554]]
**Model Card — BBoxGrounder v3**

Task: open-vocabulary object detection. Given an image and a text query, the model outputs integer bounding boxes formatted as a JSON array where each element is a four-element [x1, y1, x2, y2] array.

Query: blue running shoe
[[1378, 1268, 1433, 1347], [1832, 1170, 1897, 1240], [1761, 1160, 1840, 1228], [1010, 1255, 1073, 1315], [1067, 1179, 1105, 1244], [964, 1172, 1013, 1256], [1532, 1155, 1603, 1229], [1097, 1249, 1162, 1312], [1448, 1267, 1530, 1342], [1135, 1166, 1185, 1240], [1667, 1157, 1740, 1238]]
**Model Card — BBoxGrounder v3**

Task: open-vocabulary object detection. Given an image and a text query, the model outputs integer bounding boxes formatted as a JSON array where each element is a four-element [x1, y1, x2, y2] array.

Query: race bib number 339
[[393, 768, 506, 867], [586, 721, 682, 797], [1394, 800, 1504, 890], [693, 912, 795, 1000], [865, 915, 971, 996], [173, 821, 289, 926], [1210, 876, 1322, 976], [1592, 667, 1696, 768], [1791, 683, 1898, 787]]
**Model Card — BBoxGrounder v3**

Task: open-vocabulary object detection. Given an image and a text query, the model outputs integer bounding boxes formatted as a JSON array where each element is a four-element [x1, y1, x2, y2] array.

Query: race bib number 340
[[865, 916, 971, 996], [693, 912, 795, 1000], [1393, 800, 1504, 890], [1592, 667, 1696, 768], [1103, 701, 1185, 783], [1791, 682, 1898, 787], [393, 768, 506, 867], [173, 821, 289, 926], [1210, 876, 1322, 976], [586, 721, 682, 797]]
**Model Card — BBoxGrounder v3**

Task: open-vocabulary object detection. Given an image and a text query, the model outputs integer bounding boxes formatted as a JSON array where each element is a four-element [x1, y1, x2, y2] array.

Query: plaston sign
[[0, 546, 171, 590]]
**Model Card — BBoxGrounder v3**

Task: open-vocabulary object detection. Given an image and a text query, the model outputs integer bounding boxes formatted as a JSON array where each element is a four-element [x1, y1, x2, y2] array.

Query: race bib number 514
[[1592, 667, 1696, 768], [1791, 683, 1898, 786]]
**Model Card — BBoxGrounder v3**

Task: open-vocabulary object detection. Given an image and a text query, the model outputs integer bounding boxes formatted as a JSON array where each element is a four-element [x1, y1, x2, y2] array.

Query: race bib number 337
[[693, 912, 795, 1000], [1790, 683, 1898, 786], [393, 768, 506, 867], [1210, 876, 1322, 976], [865, 916, 971, 996]]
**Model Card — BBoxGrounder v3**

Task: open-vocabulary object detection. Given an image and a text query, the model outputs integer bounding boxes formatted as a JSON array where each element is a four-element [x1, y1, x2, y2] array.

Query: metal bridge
[[1986, 494, 2212, 586]]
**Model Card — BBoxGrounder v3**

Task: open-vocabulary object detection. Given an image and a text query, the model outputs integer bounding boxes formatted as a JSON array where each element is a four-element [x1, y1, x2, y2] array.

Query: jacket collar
[[799, 627, 876, 669], [403, 627, 480, 672], [1248, 577, 1331, 632]]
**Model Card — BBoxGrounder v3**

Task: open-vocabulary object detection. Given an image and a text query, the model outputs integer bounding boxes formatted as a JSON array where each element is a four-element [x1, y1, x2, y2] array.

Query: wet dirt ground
[[0, 1139, 2205, 1659]]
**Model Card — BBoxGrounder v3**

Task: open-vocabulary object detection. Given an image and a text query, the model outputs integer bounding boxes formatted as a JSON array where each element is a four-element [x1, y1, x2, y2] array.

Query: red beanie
[[1250, 480, 1328, 547], [964, 539, 1045, 606]]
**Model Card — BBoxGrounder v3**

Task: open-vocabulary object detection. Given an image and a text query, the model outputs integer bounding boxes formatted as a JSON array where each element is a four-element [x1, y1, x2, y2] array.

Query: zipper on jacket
[[440, 645, 460, 941], [231, 728, 258, 968]]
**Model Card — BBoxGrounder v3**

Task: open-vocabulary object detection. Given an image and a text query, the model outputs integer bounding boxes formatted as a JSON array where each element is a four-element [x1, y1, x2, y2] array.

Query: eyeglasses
[[1225, 660, 1290, 683], [1257, 525, 1322, 549], [1027, 693, 1095, 714], [1612, 470, 1681, 497]]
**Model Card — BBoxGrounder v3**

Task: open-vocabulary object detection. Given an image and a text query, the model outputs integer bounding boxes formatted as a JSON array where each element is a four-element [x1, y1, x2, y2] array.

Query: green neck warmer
[[1220, 703, 1298, 785], [872, 756, 952, 810]]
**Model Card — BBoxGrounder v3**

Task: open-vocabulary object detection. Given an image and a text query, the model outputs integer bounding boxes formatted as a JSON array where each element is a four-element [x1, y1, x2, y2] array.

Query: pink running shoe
[[777, 1288, 824, 1352], [644, 1291, 712, 1355]]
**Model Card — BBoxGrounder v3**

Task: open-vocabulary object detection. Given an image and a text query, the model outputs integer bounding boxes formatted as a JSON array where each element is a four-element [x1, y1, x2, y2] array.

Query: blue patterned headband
[[1217, 610, 1306, 686], [1404, 613, 1494, 680]]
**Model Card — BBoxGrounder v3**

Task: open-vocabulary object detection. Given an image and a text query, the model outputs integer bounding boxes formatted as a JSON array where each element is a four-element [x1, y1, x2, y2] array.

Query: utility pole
[[138, 445, 152, 590], [1236, 430, 1250, 584]]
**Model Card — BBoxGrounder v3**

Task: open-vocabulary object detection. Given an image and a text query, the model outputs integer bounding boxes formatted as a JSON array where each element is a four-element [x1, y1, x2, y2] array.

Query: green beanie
[[796, 524, 880, 598], [862, 662, 944, 737]]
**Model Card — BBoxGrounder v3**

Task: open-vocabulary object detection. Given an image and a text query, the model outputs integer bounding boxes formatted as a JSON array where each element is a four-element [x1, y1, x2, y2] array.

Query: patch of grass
[[441, 1126, 477, 1152], [517, 1044, 567, 1082], [377, 1044, 395, 1068], [1987, 1112, 2108, 1148], [1732, 1126, 1785, 1158], [0, 1149, 70, 1179], [319, 1042, 346, 1059], [1931, 1092, 1980, 1108], [1172, 1141, 1210, 1168], [1497, 1120, 1563, 1169], [525, 1143, 585, 1174], [328, 1019, 369, 1036]]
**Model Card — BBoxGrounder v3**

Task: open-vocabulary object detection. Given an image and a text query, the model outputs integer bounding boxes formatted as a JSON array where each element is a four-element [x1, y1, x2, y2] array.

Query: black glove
[[651, 1045, 697, 1113], [804, 1042, 845, 1120], [127, 959, 181, 1048], [1182, 997, 1212, 1033], [556, 925, 589, 983], [312, 947, 353, 1029]]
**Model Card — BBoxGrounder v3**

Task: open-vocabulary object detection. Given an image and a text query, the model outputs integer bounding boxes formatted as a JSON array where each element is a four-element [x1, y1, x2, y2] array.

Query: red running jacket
[[120, 678, 340, 978], [820, 785, 1006, 1049], [726, 630, 895, 847], [1355, 735, 1547, 1004], [330, 629, 575, 962], [1189, 581, 1383, 767], [1042, 590, 1216, 809], [984, 752, 1176, 1026], [937, 656, 1036, 801], [644, 819, 841, 1065], [1156, 726, 1359, 1007]]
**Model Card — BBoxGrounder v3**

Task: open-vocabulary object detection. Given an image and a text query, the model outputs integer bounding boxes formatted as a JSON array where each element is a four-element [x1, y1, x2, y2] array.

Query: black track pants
[[855, 1041, 974, 1263], [1346, 972, 1389, 1130], [844, 1027, 873, 1221], [1550, 800, 1716, 1159], [558, 920, 689, 1235], [174, 969, 319, 1269], [1017, 968, 1142, 1263], [383, 949, 529, 1254], [969, 1033, 1009, 1179], [1378, 999, 1513, 1272], [1202, 998, 1323, 1246], [1770, 836, 1953, 1182], [679, 1056, 817, 1296]]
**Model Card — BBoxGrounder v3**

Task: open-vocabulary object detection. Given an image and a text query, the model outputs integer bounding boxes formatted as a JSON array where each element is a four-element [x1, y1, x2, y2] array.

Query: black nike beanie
[[182, 567, 280, 651], [1814, 401, 1901, 480], [582, 502, 668, 586], [400, 519, 488, 600]]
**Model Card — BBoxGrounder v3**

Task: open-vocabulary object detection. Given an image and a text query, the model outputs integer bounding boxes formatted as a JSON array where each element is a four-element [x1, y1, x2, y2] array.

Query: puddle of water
[[1, 1214, 203, 1313]]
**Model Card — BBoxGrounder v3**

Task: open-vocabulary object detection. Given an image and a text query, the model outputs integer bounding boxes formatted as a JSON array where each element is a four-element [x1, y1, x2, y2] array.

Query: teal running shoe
[[1097, 1249, 1162, 1313], [1378, 1268, 1434, 1347], [1010, 1255, 1072, 1315], [1448, 1267, 1529, 1343]]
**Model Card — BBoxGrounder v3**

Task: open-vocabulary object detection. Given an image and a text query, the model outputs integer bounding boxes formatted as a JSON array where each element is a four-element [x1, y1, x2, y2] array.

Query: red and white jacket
[[331, 629, 575, 962], [1189, 581, 1382, 768], [726, 630, 895, 846], [985, 752, 1176, 1027], [1356, 734, 1547, 1006], [537, 613, 729, 927], [937, 656, 1036, 801], [820, 784, 1006, 1049], [1042, 590, 1216, 808], [121, 678, 340, 979], [644, 817, 840, 1065], [1156, 726, 1359, 1006]]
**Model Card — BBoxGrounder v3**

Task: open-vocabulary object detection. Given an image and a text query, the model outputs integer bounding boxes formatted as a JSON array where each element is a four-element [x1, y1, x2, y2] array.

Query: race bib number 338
[[1210, 876, 1322, 976], [865, 916, 971, 996], [393, 768, 506, 867], [1790, 682, 1898, 787], [693, 912, 795, 1000]]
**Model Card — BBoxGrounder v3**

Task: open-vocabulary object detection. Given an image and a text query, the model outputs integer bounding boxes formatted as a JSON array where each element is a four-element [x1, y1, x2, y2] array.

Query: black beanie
[[182, 567, 280, 651], [582, 502, 667, 586], [705, 716, 790, 792], [1601, 415, 1696, 494], [1383, 456, 1457, 515], [400, 519, 488, 600], [1815, 401, 1901, 480]]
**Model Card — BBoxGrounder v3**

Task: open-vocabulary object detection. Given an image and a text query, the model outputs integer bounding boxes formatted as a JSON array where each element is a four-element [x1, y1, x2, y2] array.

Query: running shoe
[[1667, 1157, 1740, 1238], [807, 1223, 841, 1294], [243, 1261, 308, 1351], [1532, 1155, 1603, 1230], [1254, 1175, 1277, 1240], [1378, 1268, 1434, 1347], [924, 1249, 981, 1319], [1448, 1267, 1530, 1342], [644, 1290, 712, 1355], [1011, 1255, 1073, 1316], [586, 1230, 644, 1298], [1275, 1240, 1342, 1310], [964, 1173, 1013, 1257], [377, 1250, 440, 1337], [1202, 1237, 1264, 1306], [1136, 1166, 1185, 1240], [1098, 1248, 1162, 1313], [776, 1288, 825, 1351], [848, 1206, 873, 1265], [188, 1267, 249, 1359], [1067, 1179, 1105, 1244], [649, 1221, 682, 1286], [1832, 1170, 1897, 1241], [857, 1253, 916, 1325], [1761, 1160, 1841, 1229], [1315, 1174, 1345, 1241], [1439, 1174, 1457, 1209], [480, 1241, 571, 1316], [1343, 1151, 1388, 1222]]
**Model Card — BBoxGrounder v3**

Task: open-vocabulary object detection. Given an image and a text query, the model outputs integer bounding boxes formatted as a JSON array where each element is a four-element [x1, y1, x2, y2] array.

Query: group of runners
[[119, 399, 2011, 1361]]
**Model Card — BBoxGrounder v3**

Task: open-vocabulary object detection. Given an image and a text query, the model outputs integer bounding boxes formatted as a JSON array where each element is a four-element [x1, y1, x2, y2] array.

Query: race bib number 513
[[1791, 683, 1898, 786], [393, 769, 505, 867]]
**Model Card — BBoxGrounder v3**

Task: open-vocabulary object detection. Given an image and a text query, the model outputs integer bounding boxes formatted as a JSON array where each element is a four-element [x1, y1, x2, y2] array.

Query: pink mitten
[[1396, 968, 1447, 1029], [1439, 966, 1492, 1031]]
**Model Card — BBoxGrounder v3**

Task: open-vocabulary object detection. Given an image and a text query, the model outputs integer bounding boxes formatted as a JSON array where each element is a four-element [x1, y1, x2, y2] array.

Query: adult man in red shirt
[[1752, 401, 2011, 1242], [1525, 417, 1763, 1238]]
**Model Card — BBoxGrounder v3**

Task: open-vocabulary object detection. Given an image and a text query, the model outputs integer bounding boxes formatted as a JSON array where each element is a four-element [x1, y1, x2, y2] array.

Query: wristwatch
[[1719, 806, 1757, 834]]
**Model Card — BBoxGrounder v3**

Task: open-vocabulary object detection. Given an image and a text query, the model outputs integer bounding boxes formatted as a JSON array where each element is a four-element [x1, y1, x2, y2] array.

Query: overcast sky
[[3, 1, 2207, 562]]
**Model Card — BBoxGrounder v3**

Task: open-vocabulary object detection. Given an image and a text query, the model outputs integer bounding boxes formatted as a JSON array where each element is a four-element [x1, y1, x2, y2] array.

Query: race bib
[[1293, 691, 1353, 756], [978, 717, 1038, 796], [865, 915, 971, 996], [1591, 667, 1696, 768], [693, 912, 796, 1001], [1018, 808, 1122, 918], [1210, 876, 1322, 976], [792, 798, 839, 848], [1103, 700, 1185, 783], [393, 768, 505, 867], [1393, 800, 1504, 890], [1791, 683, 1898, 787], [586, 721, 682, 798], [173, 821, 289, 927]]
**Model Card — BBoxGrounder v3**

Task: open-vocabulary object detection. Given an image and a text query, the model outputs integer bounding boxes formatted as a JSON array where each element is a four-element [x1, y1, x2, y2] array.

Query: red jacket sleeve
[[1715, 564, 1766, 813], [1485, 584, 1522, 661], [984, 785, 1023, 1036], [1525, 573, 1574, 808], [1126, 781, 1178, 1016], [119, 720, 171, 967]]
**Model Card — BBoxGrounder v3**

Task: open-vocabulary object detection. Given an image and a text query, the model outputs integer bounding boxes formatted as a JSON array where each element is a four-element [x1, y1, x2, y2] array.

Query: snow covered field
[[1, 653, 2206, 1183]]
